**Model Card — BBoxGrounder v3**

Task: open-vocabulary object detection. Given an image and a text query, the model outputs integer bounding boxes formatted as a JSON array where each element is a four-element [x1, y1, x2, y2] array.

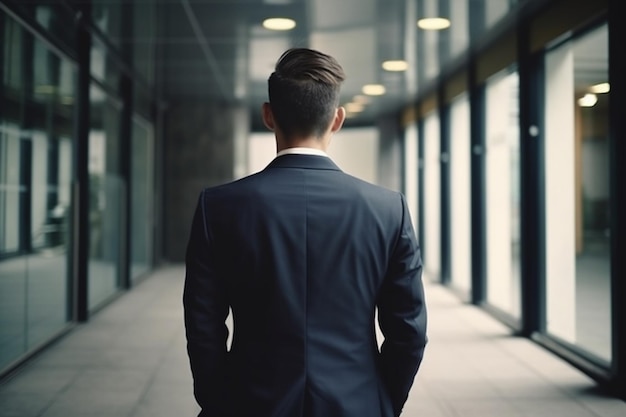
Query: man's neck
[[275, 133, 330, 154], [276, 147, 329, 157]]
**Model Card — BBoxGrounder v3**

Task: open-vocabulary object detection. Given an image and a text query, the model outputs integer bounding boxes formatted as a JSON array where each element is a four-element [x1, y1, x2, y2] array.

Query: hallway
[[0, 265, 624, 417]]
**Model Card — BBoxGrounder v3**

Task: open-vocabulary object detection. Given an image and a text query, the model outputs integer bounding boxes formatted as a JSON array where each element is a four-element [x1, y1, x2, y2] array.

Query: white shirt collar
[[276, 147, 329, 158]]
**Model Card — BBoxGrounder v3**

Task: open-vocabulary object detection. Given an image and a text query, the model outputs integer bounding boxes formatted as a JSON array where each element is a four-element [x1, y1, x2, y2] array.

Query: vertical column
[[468, 0, 486, 305], [19, 142, 32, 253], [163, 102, 237, 262], [417, 120, 425, 256], [469, 63, 486, 304], [399, 123, 407, 198], [415, 0, 426, 86], [73, 3, 91, 322], [376, 115, 402, 192], [152, 2, 166, 265], [118, 1, 134, 289], [19, 28, 34, 255], [608, 0, 626, 400], [517, 18, 545, 337], [439, 88, 451, 285]]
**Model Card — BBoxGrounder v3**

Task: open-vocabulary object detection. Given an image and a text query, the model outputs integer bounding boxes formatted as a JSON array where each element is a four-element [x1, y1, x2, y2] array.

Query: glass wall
[[0, 12, 75, 370], [423, 112, 441, 282], [449, 93, 471, 294], [88, 85, 122, 310], [133, 0, 157, 86], [420, 0, 521, 79], [404, 122, 419, 234], [0, 0, 157, 378], [484, 68, 521, 318], [132, 0, 157, 119], [130, 116, 154, 281], [544, 24, 611, 363], [19, 2, 76, 51], [92, 1, 123, 48]]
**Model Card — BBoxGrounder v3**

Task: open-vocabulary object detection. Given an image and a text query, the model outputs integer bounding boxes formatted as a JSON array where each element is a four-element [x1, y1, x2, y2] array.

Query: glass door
[[544, 24, 611, 363]]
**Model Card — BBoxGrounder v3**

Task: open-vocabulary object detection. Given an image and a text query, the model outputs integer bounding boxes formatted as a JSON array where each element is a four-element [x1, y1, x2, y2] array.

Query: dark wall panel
[[164, 102, 237, 262]]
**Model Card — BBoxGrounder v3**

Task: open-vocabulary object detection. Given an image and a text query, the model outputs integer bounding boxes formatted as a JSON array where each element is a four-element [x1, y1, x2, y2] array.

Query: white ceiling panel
[[248, 33, 292, 81], [310, 27, 377, 99], [309, 0, 376, 30]]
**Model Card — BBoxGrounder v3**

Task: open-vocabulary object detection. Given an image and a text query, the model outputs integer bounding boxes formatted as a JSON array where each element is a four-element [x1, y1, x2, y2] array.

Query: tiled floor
[[0, 264, 624, 417]]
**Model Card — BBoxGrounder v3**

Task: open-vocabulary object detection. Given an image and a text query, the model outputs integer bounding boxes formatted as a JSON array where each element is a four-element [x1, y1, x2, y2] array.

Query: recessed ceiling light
[[417, 17, 451, 30], [578, 93, 598, 107], [362, 84, 386, 96], [382, 60, 409, 71], [589, 82, 610, 94], [262, 18, 296, 31]]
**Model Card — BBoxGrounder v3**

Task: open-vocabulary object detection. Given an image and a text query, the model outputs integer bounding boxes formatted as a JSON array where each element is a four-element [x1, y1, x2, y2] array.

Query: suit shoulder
[[341, 172, 403, 200], [200, 172, 263, 197]]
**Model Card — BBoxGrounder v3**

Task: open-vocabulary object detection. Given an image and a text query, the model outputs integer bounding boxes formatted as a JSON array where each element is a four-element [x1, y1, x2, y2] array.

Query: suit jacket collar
[[266, 154, 342, 171]]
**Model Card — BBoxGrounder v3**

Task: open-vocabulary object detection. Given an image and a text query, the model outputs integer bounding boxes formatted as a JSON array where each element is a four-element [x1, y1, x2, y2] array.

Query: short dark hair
[[267, 48, 345, 138]]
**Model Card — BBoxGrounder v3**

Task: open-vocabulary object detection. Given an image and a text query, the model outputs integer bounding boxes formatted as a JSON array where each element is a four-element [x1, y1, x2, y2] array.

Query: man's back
[[184, 154, 427, 417]]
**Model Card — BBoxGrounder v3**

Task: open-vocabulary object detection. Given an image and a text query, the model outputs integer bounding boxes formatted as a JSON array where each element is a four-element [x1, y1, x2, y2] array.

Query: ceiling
[[156, 0, 467, 130], [150, 0, 607, 131]]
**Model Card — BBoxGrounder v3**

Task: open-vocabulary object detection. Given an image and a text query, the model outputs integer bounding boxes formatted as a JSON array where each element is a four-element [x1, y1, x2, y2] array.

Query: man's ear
[[262, 102, 275, 131], [330, 107, 346, 134]]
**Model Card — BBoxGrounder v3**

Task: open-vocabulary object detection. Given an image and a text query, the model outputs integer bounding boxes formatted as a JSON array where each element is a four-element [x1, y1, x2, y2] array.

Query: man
[[183, 47, 427, 417]]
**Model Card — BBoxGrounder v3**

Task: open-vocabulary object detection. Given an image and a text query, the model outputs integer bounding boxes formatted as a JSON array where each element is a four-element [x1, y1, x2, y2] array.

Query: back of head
[[268, 48, 345, 139]]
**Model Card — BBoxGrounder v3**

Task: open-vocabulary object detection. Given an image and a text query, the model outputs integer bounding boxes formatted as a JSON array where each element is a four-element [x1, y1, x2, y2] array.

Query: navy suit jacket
[[184, 154, 427, 417]]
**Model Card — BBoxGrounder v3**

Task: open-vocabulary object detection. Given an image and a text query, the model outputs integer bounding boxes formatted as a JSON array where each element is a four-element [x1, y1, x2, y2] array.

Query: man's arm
[[183, 191, 230, 415], [377, 193, 428, 417]]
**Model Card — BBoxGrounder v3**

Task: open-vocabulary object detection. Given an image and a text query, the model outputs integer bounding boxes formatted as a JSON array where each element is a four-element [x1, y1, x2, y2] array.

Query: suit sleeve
[[377, 193, 427, 417], [183, 191, 230, 415]]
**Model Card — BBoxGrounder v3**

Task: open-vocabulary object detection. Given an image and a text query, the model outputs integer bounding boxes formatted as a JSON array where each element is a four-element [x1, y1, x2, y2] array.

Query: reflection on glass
[[423, 112, 441, 282], [3, 17, 23, 91], [544, 24, 611, 362], [0, 125, 21, 254], [449, 93, 471, 294], [88, 85, 122, 310], [90, 36, 121, 91], [27, 3, 76, 48], [133, 0, 157, 85], [0, 126, 27, 370], [0, 13, 74, 372], [130, 116, 154, 281], [27, 133, 72, 348], [404, 123, 419, 234], [485, 68, 521, 318], [92, 2, 122, 47]]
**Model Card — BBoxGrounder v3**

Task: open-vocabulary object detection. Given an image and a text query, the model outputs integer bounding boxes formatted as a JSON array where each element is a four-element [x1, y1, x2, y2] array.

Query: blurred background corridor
[[0, 0, 625, 412]]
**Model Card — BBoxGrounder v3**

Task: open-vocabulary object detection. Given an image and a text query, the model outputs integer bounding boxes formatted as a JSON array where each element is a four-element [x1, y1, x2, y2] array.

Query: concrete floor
[[0, 264, 625, 417]]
